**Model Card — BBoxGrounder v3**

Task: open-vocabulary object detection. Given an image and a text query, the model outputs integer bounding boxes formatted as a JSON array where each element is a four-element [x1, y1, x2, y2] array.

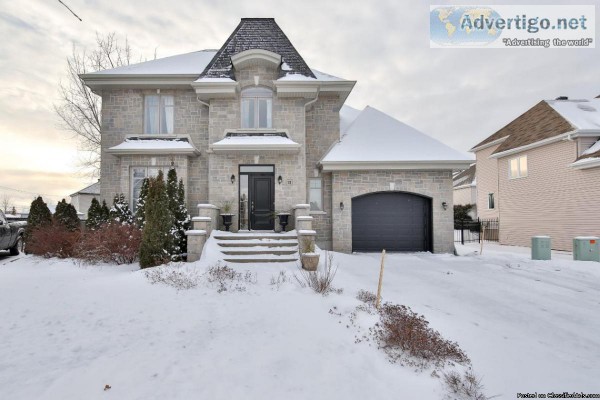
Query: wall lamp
[[278, 175, 283, 185], [442, 201, 448, 210], [231, 174, 236, 184], [340, 201, 344, 211]]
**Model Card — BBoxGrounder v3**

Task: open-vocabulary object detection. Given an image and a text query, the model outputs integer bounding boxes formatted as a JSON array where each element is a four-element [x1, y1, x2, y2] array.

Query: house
[[453, 164, 477, 219], [471, 97, 600, 251], [69, 181, 100, 219], [81, 18, 471, 254]]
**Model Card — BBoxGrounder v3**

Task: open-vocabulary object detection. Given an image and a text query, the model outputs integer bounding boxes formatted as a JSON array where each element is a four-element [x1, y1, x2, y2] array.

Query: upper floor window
[[241, 87, 272, 129], [145, 95, 174, 134], [509, 155, 527, 179]]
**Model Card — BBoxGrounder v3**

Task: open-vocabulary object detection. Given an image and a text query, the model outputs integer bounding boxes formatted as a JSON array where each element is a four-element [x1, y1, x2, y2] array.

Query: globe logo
[[430, 7, 503, 46]]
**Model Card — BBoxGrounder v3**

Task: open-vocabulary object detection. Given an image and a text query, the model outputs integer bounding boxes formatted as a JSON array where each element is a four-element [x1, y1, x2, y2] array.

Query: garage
[[351, 192, 432, 252]]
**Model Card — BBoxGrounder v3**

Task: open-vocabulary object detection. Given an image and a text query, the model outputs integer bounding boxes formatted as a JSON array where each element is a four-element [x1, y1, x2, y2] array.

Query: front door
[[249, 174, 274, 230]]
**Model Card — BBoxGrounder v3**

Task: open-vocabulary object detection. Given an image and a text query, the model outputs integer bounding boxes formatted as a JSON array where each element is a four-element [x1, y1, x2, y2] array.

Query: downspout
[[304, 88, 320, 110], [196, 95, 210, 108]]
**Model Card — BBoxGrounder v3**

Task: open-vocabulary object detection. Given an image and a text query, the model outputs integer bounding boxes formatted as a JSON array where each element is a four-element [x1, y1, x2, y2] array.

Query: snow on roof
[[277, 73, 317, 81], [107, 138, 200, 156], [340, 104, 361, 135], [546, 99, 600, 130], [322, 106, 473, 164], [70, 181, 100, 197], [86, 50, 217, 76], [583, 139, 600, 156], [311, 69, 347, 82], [193, 77, 236, 83], [211, 134, 300, 152]]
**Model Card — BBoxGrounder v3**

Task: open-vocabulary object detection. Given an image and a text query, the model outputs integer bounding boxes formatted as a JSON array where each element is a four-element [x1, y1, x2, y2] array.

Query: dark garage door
[[352, 192, 432, 252]]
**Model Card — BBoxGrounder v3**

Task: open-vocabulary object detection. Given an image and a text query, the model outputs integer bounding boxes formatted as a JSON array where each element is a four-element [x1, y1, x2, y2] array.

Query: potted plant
[[300, 237, 319, 271], [271, 210, 291, 232], [220, 201, 234, 231]]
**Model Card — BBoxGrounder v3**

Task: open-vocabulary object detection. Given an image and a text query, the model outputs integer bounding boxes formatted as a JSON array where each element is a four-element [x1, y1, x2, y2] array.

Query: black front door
[[249, 175, 274, 230]]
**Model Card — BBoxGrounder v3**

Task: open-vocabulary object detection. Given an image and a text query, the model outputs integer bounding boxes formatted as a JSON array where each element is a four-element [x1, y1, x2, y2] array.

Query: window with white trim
[[131, 167, 173, 211], [488, 193, 495, 209], [309, 178, 323, 211], [509, 155, 528, 179], [241, 87, 272, 129], [144, 95, 174, 134]]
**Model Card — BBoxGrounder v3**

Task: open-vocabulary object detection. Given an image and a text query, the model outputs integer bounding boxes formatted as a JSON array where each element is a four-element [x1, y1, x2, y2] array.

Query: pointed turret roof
[[200, 18, 315, 80]]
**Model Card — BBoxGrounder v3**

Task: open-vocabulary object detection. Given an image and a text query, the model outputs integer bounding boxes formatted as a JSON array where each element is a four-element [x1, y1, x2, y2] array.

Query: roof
[[472, 99, 600, 155], [453, 164, 476, 188], [70, 181, 100, 197], [107, 137, 200, 156], [82, 50, 217, 76], [321, 106, 473, 170], [200, 18, 315, 80], [340, 104, 361, 135]]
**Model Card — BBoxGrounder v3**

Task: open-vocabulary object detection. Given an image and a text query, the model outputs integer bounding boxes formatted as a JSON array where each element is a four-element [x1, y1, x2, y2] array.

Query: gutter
[[488, 129, 579, 159]]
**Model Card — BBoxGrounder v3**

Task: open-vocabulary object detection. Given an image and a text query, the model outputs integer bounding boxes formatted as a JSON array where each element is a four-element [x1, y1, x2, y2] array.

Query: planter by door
[[221, 214, 233, 231], [277, 213, 290, 232]]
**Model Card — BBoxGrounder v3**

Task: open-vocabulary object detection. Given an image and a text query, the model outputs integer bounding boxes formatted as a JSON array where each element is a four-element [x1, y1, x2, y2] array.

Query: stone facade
[[331, 170, 455, 253]]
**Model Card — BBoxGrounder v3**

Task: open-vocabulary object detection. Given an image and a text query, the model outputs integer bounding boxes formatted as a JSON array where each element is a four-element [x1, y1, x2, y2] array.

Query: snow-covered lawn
[[1, 243, 599, 399]]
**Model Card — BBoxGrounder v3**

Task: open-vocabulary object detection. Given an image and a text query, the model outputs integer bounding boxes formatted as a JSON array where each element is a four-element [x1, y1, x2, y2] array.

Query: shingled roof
[[453, 164, 476, 188], [200, 18, 315, 80], [471, 101, 574, 154]]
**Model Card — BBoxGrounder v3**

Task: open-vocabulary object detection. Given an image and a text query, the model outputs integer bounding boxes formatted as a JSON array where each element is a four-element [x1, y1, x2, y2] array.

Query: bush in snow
[[454, 204, 474, 222], [294, 251, 342, 295], [26, 223, 81, 259], [109, 193, 134, 225], [372, 302, 470, 369], [54, 199, 80, 231], [86, 198, 102, 230], [74, 222, 142, 265], [443, 370, 489, 400], [24, 196, 53, 253], [166, 168, 190, 260], [139, 171, 172, 269], [205, 262, 257, 293], [145, 265, 200, 290], [134, 178, 149, 228], [100, 199, 110, 222]]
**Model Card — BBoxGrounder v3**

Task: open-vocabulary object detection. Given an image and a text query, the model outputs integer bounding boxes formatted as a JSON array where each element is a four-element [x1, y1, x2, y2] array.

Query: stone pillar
[[197, 204, 219, 235], [185, 230, 207, 262], [297, 229, 317, 252], [192, 217, 211, 233], [296, 215, 313, 231], [292, 204, 310, 231]]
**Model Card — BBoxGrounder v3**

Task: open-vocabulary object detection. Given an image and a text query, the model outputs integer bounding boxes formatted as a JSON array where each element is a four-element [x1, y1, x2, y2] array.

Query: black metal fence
[[454, 218, 499, 244]]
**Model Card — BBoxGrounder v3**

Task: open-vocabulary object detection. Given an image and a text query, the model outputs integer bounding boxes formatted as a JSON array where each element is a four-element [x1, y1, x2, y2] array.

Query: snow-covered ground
[[1, 242, 599, 399]]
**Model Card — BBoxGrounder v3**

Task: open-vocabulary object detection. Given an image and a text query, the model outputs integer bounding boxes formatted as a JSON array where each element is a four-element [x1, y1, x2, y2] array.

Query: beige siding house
[[453, 164, 477, 218], [69, 181, 100, 219], [81, 18, 471, 256], [471, 98, 600, 251]]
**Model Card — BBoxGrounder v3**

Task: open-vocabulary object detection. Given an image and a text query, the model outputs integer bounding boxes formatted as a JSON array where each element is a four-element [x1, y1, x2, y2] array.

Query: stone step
[[217, 241, 298, 248], [223, 258, 298, 264], [221, 249, 297, 256], [214, 235, 298, 241]]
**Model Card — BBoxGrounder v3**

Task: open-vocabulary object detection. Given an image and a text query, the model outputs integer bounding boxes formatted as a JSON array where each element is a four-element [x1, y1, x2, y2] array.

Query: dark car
[[0, 210, 26, 255]]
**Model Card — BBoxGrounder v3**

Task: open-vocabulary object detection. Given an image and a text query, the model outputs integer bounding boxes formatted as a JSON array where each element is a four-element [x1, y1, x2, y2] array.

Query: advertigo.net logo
[[430, 5, 595, 48]]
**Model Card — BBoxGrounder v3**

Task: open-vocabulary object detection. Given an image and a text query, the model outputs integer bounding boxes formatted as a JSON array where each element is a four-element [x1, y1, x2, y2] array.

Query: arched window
[[241, 87, 272, 129]]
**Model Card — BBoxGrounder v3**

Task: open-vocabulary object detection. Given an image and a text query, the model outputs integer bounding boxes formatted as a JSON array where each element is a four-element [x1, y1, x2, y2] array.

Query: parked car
[[0, 210, 26, 255]]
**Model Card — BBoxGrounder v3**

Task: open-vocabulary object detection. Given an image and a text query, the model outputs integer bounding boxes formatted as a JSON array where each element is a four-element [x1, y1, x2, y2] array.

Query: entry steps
[[214, 231, 299, 263]]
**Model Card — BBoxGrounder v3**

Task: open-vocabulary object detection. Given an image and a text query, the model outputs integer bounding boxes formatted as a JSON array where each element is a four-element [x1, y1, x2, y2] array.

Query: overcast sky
[[1, 0, 598, 211]]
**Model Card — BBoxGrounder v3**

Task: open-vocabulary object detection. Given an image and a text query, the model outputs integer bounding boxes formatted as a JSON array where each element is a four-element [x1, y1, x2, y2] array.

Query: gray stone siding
[[331, 170, 454, 254], [100, 88, 208, 211]]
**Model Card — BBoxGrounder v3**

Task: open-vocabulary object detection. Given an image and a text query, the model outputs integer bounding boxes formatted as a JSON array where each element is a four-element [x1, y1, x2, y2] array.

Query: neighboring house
[[452, 164, 477, 219], [70, 181, 100, 219], [81, 18, 471, 254], [471, 97, 600, 251]]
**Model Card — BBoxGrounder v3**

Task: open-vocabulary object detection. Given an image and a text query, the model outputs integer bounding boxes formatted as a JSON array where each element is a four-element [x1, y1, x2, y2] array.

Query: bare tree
[[54, 33, 134, 177], [1, 194, 13, 214]]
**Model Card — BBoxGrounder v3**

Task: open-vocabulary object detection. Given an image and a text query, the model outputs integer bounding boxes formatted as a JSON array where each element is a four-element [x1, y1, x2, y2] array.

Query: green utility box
[[532, 236, 551, 260], [573, 237, 600, 262]]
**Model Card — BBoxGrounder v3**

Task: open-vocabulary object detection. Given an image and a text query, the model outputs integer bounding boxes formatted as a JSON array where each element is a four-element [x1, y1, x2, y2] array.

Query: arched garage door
[[351, 192, 432, 252]]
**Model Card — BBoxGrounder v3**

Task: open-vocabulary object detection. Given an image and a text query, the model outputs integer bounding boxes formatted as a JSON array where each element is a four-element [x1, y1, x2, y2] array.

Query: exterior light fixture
[[231, 174, 236, 184], [278, 175, 283, 185], [340, 201, 344, 211], [442, 201, 448, 210]]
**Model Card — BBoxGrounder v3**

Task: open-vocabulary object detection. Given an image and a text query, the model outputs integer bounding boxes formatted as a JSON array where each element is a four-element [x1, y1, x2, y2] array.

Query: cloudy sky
[[0, 0, 598, 211]]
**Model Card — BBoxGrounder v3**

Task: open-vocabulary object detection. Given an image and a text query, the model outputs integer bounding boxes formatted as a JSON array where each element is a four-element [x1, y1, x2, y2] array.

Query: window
[[241, 87, 272, 129], [309, 179, 322, 211], [509, 155, 528, 179], [488, 193, 495, 209], [144, 95, 174, 134], [131, 167, 172, 210]]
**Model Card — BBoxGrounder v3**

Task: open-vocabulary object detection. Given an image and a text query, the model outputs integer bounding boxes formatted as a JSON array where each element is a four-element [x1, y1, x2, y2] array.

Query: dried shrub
[[444, 370, 489, 400], [270, 270, 291, 290], [205, 262, 257, 293], [74, 223, 142, 265], [26, 223, 81, 258], [356, 289, 377, 306], [373, 303, 470, 368], [294, 251, 342, 295], [145, 266, 200, 290]]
